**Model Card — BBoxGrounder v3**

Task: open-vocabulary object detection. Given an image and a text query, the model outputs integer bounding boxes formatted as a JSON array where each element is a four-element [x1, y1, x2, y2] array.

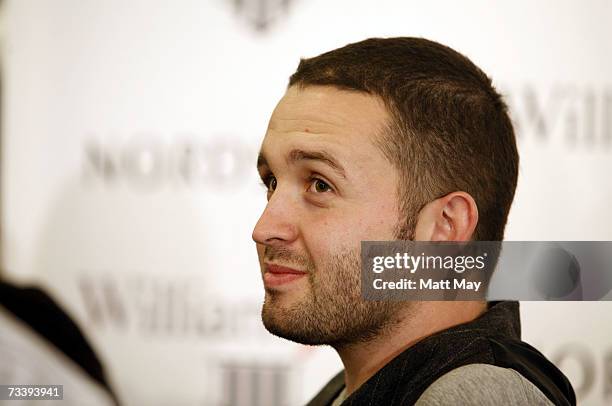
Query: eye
[[263, 175, 277, 193], [309, 178, 333, 193]]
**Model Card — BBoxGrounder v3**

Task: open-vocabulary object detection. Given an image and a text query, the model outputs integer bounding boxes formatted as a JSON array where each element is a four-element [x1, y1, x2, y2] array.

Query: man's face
[[252, 85, 404, 347]]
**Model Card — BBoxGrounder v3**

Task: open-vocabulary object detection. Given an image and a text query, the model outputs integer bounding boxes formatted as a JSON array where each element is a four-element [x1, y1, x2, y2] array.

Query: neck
[[335, 301, 487, 396]]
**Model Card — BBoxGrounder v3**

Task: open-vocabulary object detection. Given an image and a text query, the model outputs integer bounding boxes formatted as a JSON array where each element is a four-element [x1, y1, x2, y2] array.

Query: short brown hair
[[289, 37, 518, 241]]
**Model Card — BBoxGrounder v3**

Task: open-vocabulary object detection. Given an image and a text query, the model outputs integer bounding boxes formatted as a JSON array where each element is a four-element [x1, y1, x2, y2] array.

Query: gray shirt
[[416, 364, 554, 405], [330, 364, 553, 405]]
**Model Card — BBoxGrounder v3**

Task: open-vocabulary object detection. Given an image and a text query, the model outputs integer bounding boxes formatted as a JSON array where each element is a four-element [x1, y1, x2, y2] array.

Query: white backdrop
[[1, 1, 611, 405]]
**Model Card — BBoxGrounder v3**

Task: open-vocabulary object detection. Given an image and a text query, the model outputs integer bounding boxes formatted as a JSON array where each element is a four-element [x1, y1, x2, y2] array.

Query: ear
[[414, 192, 479, 241]]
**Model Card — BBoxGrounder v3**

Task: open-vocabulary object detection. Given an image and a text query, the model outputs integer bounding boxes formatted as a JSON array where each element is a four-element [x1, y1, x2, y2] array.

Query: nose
[[252, 190, 299, 247]]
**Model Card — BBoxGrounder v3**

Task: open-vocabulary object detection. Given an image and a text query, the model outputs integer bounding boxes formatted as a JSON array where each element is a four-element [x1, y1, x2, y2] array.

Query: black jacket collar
[[307, 301, 575, 406]]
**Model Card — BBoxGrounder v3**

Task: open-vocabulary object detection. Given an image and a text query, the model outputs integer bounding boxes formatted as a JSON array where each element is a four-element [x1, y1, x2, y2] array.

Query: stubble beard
[[261, 245, 404, 349]]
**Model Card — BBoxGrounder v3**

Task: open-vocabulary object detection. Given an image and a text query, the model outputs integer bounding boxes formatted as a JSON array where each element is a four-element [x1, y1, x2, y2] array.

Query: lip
[[263, 263, 307, 288]]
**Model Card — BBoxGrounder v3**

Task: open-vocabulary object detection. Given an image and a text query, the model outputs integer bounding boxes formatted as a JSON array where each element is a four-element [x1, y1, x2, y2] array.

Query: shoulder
[[415, 363, 554, 405]]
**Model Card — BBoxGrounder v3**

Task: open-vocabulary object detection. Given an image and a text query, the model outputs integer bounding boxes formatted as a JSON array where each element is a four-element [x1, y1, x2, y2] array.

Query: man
[[252, 37, 575, 405]]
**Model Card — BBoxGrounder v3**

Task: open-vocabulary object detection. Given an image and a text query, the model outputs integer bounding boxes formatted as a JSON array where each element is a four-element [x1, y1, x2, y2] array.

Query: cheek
[[300, 217, 349, 268], [303, 207, 398, 259], [347, 203, 400, 240], [367, 210, 400, 238], [256, 244, 265, 263]]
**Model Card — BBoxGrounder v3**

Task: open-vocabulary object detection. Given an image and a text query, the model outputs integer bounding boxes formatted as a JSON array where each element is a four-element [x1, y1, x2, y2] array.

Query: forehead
[[262, 86, 391, 163], [267, 85, 390, 139]]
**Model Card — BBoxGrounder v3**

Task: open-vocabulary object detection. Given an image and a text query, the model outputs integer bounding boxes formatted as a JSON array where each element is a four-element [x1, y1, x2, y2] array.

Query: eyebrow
[[257, 148, 347, 179]]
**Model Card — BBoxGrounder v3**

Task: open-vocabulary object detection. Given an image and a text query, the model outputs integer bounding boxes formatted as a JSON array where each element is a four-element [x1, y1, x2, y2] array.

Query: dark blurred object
[[532, 245, 582, 300], [0, 279, 119, 405]]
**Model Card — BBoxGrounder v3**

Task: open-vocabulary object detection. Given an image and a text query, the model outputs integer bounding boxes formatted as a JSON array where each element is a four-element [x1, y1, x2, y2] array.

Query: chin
[[262, 317, 326, 346], [261, 299, 316, 345], [263, 283, 308, 305]]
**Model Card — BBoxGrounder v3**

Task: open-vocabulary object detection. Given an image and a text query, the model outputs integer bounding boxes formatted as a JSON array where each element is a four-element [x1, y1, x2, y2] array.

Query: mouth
[[263, 263, 308, 288]]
